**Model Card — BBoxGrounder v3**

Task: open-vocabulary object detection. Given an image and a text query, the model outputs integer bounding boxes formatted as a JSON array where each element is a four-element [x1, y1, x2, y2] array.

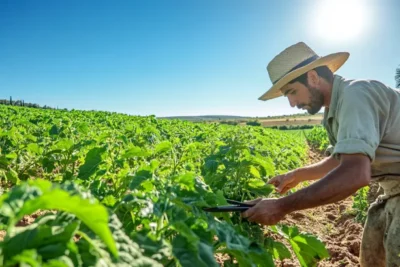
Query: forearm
[[280, 161, 370, 213], [296, 155, 339, 182]]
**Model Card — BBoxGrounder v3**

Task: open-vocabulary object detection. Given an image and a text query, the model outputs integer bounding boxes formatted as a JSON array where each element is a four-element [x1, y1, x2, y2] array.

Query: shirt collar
[[324, 74, 344, 121]]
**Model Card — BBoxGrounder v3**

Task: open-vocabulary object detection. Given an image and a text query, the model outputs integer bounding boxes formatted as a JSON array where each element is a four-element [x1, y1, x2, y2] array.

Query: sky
[[1, 0, 399, 117]]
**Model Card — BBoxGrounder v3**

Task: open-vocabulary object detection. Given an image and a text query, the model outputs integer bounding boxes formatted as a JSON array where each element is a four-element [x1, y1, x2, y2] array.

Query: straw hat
[[258, 42, 349, 101]]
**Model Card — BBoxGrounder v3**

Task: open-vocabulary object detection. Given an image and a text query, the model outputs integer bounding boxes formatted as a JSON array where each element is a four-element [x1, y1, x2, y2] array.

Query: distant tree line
[[0, 96, 58, 109], [219, 120, 239, 126], [246, 120, 261, 126], [268, 125, 315, 130]]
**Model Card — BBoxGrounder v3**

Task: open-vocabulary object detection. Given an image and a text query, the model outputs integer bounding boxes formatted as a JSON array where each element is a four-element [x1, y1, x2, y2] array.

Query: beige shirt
[[323, 75, 400, 179]]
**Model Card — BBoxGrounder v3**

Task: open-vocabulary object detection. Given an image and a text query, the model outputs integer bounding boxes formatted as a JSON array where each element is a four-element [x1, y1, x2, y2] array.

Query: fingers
[[244, 198, 262, 205], [245, 208, 269, 225], [242, 198, 262, 218], [268, 175, 289, 193], [241, 205, 256, 219], [280, 186, 290, 195], [277, 181, 288, 193], [267, 175, 281, 186]]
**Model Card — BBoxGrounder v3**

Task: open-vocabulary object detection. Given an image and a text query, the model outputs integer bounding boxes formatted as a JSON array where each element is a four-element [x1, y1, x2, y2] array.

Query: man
[[242, 42, 400, 267]]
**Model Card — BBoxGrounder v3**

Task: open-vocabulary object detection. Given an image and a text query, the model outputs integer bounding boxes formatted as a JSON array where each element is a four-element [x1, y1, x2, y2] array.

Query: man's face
[[280, 80, 324, 115]]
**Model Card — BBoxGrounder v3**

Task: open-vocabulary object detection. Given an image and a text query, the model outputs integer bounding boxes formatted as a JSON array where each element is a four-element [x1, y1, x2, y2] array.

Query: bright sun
[[310, 0, 371, 43]]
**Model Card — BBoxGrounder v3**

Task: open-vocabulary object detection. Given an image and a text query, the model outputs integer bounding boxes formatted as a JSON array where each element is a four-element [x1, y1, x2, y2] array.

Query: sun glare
[[310, 0, 371, 43]]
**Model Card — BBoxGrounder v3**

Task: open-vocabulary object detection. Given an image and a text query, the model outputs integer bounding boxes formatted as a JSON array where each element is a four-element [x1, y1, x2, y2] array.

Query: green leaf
[[5, 249, 42, 267], [172, 173, 196, 191], [27, 143, 42, 155], [204, 159, 219, 174], [250, 155, 275, 177], [6, 169, 20, 185], [129, 170, 152, 190], [49, 125, 61, 136], [246, 179, 273, 196], [249, 166, 260, 178], [265, 238, 292, 261], [78, 147, 106, 180], [122, 146, 151, 158], [155, 141, 172, 154], [6, 152, 17, 160], [102, 195, 117, 207], [0, 180, 118, 258], [0, 156, 9, 170], [172, 235, 218, 267], [171, 221, 199, 244], [278, 225, 329, 267], [78, 214, 162, 267], [140, 180, 155, 193], [132, 233, 171, 262], [290, 233, 329, 267], [212, 221, 274, 267], [77, 123, 90, 134], [52, 139, 74, 151], [3, 213, 78, 260]]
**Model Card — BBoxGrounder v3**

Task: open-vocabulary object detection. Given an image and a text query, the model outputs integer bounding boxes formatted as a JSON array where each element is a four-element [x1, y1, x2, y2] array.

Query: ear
[[306, 70, 320, 87]]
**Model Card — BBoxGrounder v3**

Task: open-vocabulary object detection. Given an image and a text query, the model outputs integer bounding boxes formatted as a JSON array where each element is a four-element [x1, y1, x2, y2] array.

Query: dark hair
[[289, 65, 333, 86]]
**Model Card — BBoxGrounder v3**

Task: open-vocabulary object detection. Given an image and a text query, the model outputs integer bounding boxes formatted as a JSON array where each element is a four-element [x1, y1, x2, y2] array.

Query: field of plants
[[0, 105, 343, 266]]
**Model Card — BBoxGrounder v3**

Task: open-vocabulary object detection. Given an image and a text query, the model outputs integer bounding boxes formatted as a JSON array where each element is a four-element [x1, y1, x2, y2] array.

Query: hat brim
[[258, 52, 350, 101]]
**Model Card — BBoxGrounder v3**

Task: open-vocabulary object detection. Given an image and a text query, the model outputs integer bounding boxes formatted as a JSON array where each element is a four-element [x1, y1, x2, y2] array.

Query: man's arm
[[296, 155, 340, 182], [280, 153, 370, 214], [269, 155, 341, 194]]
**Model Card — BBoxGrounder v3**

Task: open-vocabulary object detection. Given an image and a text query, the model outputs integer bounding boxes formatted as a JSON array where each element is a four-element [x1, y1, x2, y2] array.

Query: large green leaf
[[3, 213, 78, 260], [129, 170, 152, 190], [212, 221, 274, 267], [172, 235, 218, 267], [78, 147, 106, 180], [4, 249, 42, 267], [155, 141, 172, 154], [0, 180, 117, 258], [246, 179, 274, 196], [172, 173, 196, 191], [78, 213, 162, 267], [122, 146, 151, 158], [27, 143, 42, 155], [264, 237, 292, 261], [276, 225, 329, 267], [52, 139, 74, 151]]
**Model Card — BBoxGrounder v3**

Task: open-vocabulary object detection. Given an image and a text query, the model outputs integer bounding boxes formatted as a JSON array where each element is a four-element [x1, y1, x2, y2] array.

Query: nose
[[287, 95, 297, 108]]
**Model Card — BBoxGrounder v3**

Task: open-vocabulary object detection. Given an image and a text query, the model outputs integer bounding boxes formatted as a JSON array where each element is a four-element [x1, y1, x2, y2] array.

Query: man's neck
[[320, 79, 333, 108]]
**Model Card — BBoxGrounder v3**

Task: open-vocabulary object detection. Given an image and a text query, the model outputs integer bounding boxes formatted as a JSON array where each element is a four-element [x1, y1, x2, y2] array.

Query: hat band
[[273, 55, 319, 84]]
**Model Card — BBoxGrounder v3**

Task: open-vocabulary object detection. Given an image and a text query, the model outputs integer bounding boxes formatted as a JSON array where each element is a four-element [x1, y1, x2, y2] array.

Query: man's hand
[[268, 170, 301, 194], [241, 198, 287, 225]]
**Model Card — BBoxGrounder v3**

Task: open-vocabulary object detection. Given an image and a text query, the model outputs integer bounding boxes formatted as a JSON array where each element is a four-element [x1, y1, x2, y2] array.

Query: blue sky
[[1, 0, 399, 117]]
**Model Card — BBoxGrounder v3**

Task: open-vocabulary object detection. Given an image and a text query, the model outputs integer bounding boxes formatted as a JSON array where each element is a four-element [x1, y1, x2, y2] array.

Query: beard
[[297, 85, 324, 115]]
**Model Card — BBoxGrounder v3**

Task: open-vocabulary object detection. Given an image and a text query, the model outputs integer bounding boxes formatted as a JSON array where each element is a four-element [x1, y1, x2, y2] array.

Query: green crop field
[[0, 105, 335, 266]]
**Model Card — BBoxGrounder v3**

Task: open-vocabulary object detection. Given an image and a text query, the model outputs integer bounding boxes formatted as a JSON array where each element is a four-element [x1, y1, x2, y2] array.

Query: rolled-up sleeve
[[332, 83, 380, 162]]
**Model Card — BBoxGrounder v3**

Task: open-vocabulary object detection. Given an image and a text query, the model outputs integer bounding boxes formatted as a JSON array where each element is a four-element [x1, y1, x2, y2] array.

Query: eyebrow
[[283, 88, 293, 96]]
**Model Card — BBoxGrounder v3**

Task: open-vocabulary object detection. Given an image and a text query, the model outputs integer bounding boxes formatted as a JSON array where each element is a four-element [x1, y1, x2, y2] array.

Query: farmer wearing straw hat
[[242, 42, 400, 266]]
